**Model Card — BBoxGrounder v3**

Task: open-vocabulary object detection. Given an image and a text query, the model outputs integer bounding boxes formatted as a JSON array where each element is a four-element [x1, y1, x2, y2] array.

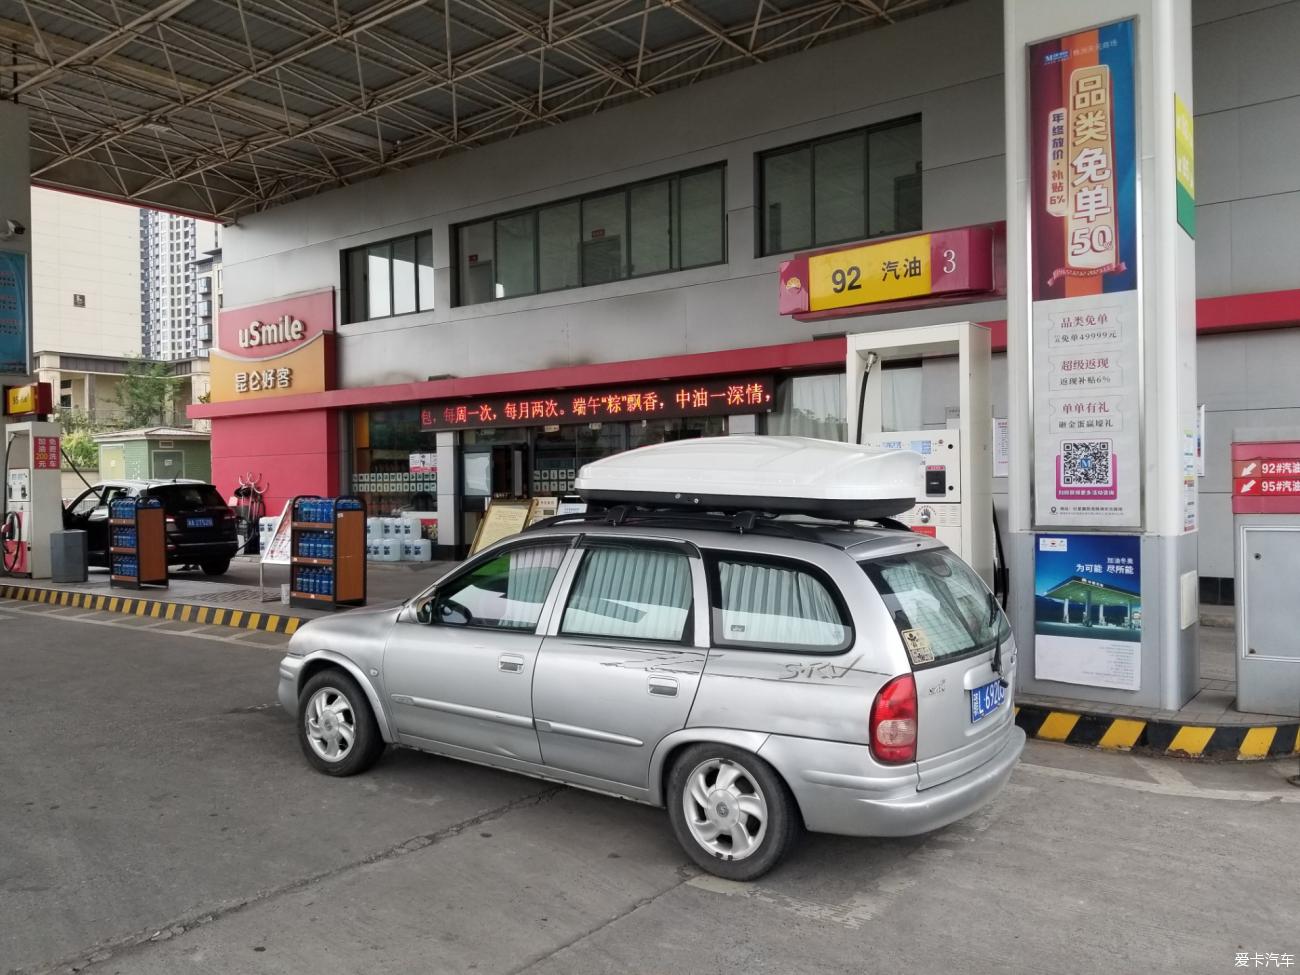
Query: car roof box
[[575, 435, 922, 520]]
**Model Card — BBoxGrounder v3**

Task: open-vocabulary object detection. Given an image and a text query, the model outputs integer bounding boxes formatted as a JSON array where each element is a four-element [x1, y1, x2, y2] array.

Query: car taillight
[[870, 674, 917, 765]]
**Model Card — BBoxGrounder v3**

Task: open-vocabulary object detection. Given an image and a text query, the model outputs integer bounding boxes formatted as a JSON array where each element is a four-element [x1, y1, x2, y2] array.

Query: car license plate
[[188, 516, 213, 528], [969, 679, 1006, 723]]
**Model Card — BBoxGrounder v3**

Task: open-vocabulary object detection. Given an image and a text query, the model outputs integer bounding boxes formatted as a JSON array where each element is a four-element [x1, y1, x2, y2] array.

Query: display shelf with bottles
[[109, 496, 168, 590], [289, 495, 366, 611]]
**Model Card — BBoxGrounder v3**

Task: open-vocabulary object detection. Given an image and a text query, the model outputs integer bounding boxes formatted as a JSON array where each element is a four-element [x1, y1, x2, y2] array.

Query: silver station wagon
[[278, 438, 1025, 880]]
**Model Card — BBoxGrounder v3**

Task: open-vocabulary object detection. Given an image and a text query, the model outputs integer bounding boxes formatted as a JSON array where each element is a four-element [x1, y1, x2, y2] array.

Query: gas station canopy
[[0, 0, 955, 221], [1043, 577, 1141, 611]]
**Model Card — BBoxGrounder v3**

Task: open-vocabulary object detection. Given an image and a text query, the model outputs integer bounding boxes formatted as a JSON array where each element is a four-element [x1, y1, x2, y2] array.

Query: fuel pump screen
[[7, 468, 29, 501]]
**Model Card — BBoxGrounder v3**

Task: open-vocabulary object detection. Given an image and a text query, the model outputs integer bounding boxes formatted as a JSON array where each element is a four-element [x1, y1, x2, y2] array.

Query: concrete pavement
[[1, 599, 1297, 975]]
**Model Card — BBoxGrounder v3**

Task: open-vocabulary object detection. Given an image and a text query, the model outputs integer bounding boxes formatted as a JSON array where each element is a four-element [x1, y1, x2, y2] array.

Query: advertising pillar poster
[[0, 250, 28, 376], [1034, 534, 1141, 690], [1028, 20, 1141, 529]]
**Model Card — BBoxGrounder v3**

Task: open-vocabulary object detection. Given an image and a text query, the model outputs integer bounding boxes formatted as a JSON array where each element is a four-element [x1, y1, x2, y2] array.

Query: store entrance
[[464, 443, 527, 498], [458, 417, 724, 551]]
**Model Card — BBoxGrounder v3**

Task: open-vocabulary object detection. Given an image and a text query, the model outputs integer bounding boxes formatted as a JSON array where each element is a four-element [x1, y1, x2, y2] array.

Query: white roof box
[[575, 435, 922, 520]]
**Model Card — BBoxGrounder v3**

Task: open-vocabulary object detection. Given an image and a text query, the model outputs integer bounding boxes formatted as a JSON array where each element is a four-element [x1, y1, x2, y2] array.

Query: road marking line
[[1133, 756, 1194, 789], [0, 603, 290, 647], [1017, 761, 1300, 803]]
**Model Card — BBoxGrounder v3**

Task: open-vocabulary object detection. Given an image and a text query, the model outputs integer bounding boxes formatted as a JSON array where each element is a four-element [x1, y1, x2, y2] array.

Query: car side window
[[432, 543, 568, 633], [708, 554, 852, 653], [68, 489, 102, 518], [560, 543, 693, 643]]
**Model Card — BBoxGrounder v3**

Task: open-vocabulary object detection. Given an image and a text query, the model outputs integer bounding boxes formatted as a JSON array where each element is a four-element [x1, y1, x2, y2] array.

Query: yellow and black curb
[[0, 584, 303, 636], [1015, 702, 1300, 762]]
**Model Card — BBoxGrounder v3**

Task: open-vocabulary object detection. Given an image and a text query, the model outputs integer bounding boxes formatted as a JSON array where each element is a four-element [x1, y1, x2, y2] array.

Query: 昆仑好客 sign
[[209, 291, 335, 403], [1029, 20, 1142, 530], [420, 376, 774, 432]]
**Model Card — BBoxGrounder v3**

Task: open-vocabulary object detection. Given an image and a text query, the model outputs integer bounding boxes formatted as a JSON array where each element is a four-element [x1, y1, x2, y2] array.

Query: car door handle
[[648, 675, 678, 697], [498, 653, 526, 674]]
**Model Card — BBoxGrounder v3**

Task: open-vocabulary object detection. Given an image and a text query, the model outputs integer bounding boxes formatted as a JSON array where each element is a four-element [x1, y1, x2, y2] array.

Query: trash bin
[[50, 529, 88, 584]]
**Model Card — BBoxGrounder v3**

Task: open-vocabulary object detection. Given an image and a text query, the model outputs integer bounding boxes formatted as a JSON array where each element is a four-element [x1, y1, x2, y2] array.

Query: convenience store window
[[460, 416, 726, 501], [350, 407, 438, 518], [766, 373, 847, 441]]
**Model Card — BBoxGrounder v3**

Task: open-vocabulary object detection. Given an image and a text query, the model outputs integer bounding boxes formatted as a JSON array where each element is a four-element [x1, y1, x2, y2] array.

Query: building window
[[453, 163, 725, 307], [72, 293, 86, 307], [341, 231, 434, 324], [758, 116, 921, 256]]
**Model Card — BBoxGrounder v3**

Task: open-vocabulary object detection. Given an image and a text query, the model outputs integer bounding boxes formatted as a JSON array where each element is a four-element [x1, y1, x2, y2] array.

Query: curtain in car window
[[862, 550, 997, 662], [717, 561, 847, 648], [562, 547, 692, 642], [499, 545, 569, 628]]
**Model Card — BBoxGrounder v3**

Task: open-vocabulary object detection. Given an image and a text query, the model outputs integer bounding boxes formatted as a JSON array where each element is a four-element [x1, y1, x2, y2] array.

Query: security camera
[[2, 219, 25, 239]]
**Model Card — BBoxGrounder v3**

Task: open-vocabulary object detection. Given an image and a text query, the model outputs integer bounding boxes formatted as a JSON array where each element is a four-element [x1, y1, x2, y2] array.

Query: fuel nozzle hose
[[1, 433, 20, 576]]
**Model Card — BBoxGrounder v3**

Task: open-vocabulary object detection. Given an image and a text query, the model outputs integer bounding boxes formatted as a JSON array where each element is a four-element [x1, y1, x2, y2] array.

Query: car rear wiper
[[987, 592, 1008, 688]]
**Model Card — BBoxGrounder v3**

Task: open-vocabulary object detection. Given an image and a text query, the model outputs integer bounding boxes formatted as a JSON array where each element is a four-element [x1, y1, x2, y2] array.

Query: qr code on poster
[[1061, 440, 1113, 486]]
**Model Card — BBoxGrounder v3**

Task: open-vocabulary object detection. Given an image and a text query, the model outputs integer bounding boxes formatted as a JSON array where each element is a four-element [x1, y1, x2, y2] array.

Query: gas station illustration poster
[[1034, 533, 1141, 691], [1028, 19, 1137, 301]]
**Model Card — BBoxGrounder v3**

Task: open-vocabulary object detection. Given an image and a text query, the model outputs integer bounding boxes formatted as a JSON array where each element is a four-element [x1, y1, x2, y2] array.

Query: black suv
[[64, 479, 238, 575]]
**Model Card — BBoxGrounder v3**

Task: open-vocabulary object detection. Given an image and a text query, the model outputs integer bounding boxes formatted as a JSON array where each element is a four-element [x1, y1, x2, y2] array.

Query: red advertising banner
[[1029, 23, 1137, 300], [1030, 20, 1142, 531], [1230, 441, 1300, 514], [420, 376, 774, 432], [33, 435, 59, 470]]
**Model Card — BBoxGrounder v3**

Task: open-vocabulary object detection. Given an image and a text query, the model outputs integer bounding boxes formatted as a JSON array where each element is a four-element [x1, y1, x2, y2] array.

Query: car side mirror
[[414, 598, 435, 624]]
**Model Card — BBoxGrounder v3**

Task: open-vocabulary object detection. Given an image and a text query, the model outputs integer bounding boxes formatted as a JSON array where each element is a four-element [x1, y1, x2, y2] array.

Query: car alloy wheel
[[682, 757, 769, 861], [303, 685, 357, 763]]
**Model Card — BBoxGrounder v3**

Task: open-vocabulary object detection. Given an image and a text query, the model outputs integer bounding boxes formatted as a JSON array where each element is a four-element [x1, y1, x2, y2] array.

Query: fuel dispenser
[[845, 321, 995, 588], [2, 418, 63, 579]]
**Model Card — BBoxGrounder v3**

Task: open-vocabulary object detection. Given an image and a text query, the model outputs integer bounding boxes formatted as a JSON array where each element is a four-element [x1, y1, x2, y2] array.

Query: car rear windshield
[[148, 484, 226, 513], [861, 549, 1006, 666]]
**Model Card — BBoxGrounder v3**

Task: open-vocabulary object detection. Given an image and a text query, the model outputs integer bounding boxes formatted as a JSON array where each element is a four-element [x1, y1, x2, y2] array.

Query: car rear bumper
[[761, 725, 1026, 838]]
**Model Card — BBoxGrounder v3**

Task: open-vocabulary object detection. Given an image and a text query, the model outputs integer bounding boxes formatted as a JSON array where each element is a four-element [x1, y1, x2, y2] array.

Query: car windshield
[[149, 484, 226, 513], [861, 548, 1007, 665]]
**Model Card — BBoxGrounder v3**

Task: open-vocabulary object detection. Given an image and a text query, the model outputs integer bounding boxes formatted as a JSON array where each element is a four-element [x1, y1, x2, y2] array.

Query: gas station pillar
[[1, 101, 33, 462], [1004, 1, 1200, 710], [0, 102, 32, 390]]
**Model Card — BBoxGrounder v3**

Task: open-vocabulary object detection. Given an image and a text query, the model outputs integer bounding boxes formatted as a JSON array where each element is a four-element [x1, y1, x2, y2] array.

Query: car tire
[[667, 743, 800, 881], [297, 670, 384, 776], [200, 558, 232, 576]]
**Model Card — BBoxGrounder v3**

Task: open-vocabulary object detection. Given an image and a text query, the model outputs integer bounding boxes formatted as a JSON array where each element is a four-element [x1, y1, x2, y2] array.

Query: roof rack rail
[[525, 505, 913, 541]]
